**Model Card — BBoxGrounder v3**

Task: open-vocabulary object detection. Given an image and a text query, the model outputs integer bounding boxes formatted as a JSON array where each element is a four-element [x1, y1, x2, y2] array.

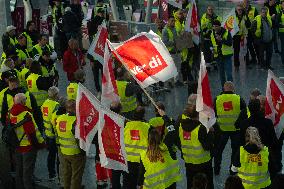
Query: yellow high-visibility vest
[[254, 15, 272, 38], [11, 110, 44, 147], [210, 29, 233, 58], [26, 73, 48, 106], [216, 94, 241, 131], [141, 146, 181, 189], [116, 80, 137, 113], [124, 121, 150, 163], [55, 113, 81, 155], [41, 99, 59, 138], [238, 146, 271, 189], [67, 82, 79, 100]]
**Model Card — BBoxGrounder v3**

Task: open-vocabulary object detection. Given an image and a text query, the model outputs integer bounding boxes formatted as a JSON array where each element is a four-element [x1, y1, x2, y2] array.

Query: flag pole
[[106, 40, 159, 110]]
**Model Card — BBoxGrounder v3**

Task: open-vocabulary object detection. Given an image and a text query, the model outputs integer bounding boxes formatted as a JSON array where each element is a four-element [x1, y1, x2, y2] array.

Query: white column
[[145, 0, 153, 24], [109, 0, 119, 21]]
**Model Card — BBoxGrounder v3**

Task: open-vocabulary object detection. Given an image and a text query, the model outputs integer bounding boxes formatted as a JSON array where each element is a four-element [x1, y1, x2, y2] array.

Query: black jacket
[[1, 87, 44, 132], [2, 33, 16, 54], [63, 10, 81, 33], [239, 112, 278, 149]]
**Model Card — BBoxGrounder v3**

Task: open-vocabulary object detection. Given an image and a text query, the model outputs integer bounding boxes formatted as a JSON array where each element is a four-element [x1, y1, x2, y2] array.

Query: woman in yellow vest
[[177, 94, 214, 189], [137, 128, 181, 189], [231, 127, 271, 189]]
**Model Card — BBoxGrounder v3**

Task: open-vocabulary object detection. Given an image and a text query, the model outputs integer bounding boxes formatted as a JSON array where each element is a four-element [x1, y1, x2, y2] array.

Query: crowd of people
[[0, 0, 284, 189]]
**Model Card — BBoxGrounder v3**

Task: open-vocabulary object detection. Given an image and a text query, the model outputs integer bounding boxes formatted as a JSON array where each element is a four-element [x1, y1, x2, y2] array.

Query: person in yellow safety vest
[[8, 93, 45, 189], [137, 128, 181, 189], [251, 7, 274, 70], [277, 0, 284, 65], [175, 94, 214, 189], [201, 5, 222, 66], [239, 98, 280, 179], [231, 127, 271, 189], [235, 88, 261, 130], [155, 18, 164, 38], [38, 50, 59, 80], [234, 5, 250, 69], [123, 106, 150, 189], [265, 0, 281, 54], [67, 69, 85, 100], [0, 58, 19, 90], [243, 0, 258, 66], [174, 9, 185, 36], [55, 99, 86, 189], [32, 34, 53, 60], [22, 21, 40, 53], [26, 61, 55, 107], [41, 86, 60, 180], [15, 34, 31, 65], [1, 25, 17, 60], [211, 20, 234, 88], [18, 58, 32, 90], [162, 16, 177, 54], [214, 81, 246, 175], [52, 0, 65, 26], [116, 68, 140, 120]]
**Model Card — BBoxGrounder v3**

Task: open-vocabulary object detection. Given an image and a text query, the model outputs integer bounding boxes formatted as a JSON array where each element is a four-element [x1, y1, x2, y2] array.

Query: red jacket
[[8, 104, 45, 153], [63, 48, 85, 81]]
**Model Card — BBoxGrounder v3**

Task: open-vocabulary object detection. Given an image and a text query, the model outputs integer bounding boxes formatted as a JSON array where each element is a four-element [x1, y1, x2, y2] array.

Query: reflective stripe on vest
[[0, 88, 8, 119], [141, 150, 181, 189], [254, 15, 272, 38], [26, 73, 48, 106], [11, 111, 44, 147], [124, 121, 150, 163], [216, 94, 241, 131], [22, 32, 33, 52], [238, 146, 271, 189], [248, 7, 256, 23], [179, 124, 211, 164], [67, 82, 79, 100], [41, 99, 59, 138], [55, 114, 81, 155], [116, 80, 137, 113], [166, 27, 174, 52], [279, 13, 284, 33], [210, 29, 233, 58]]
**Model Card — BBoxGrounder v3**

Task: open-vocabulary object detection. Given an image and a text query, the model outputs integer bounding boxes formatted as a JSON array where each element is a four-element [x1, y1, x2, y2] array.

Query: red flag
[[75, 83, 100, 152], [98, 107, 128, 172], [184, 0, 200, 45], [88, 22, 108, 64], [265, 70, 284, 138], [196, 53, 216, 129], [101, 41, 120, 107], [110, 31, 178, 88]]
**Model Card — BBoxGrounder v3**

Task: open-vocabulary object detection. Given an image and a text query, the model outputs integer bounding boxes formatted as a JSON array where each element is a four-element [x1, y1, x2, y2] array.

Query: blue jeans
[[217, 56, 233, 88]]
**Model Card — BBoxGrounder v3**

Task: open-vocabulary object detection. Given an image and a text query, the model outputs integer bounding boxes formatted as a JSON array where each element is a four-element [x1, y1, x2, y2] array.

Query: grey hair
[[14, 93, 26, 105], [187, 94, 197, 105], [245, 127, 264, 150], [48, 86, 59, 100]]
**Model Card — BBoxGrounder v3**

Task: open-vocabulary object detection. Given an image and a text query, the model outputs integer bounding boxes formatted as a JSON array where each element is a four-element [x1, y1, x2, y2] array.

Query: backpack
[[2, 113, 32, 150]]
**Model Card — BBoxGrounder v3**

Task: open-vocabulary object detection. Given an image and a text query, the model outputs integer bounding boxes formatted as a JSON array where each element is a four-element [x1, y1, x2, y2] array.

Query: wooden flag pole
[[107, 40, 159, 110]]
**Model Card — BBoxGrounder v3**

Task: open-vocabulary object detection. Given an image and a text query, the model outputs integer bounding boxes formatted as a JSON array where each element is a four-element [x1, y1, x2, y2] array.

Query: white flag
[[222, 8, 239, 37], [184, 0, 200, 45], [75, 83, 100, 152], [196, 53, 216, 129], [109, 31, 178, 88]]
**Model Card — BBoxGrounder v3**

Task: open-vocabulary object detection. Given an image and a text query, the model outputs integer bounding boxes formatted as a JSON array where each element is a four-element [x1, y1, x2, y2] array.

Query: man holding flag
[[210, 20, 234, 88]]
